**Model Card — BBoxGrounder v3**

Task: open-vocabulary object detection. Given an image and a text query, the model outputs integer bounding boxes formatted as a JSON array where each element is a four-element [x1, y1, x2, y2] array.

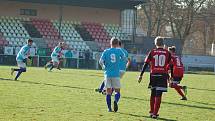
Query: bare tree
[[166, 0, 207, 47]]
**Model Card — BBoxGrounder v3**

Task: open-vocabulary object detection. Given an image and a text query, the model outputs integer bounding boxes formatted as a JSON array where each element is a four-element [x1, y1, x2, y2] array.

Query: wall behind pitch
[[0, 1, 120, 24]]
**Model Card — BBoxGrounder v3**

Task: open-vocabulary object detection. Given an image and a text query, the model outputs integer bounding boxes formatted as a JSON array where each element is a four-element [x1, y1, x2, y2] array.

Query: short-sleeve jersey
[[171, 53, 184, 77], [118, 48, 128, 71], [16, 44, 31, 61], [51, 46, 62, 57], [145, 48, 171, 74], [100, 48, 125, 77]]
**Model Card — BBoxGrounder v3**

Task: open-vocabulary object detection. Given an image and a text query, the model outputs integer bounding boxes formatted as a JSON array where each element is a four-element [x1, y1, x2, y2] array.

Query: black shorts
[[171, 77, 182, 84], [148, 73, 168, 92]]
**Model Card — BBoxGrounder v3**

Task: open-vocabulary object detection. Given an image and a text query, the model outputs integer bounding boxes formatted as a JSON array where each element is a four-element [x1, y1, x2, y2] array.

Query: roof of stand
[[7, 0, 146, 9]]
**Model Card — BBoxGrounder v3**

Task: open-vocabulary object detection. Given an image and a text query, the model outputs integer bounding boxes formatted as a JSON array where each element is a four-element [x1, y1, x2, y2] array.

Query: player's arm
[[126, 57, 131, 69], [138, 62, 149, 83], [138, 51, 151, 83], [99, 51, 106, 69]]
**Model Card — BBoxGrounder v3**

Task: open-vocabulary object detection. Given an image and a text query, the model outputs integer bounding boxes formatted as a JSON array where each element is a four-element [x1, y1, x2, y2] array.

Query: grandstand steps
[[23, 21, 42, 38], [85, 41, 100, 51], [74, 25, 94, 41], [32, 38, 47, 48]]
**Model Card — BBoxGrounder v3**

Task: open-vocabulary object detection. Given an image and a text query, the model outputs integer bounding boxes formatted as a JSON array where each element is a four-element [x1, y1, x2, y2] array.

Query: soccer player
[[95, 41, 130, 94], [168, 46, 187, 100], [138, 37, 172, 119], [11, 39, 33, 80], [99, 37, 125, 112], [45, 42, 64, 71]]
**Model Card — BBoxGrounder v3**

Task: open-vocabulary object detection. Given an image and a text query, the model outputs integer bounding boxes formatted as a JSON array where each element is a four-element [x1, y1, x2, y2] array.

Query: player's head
[[27, 39, 33, 46], [169, 46, 176, 53], [58, 42, 65, 48], [154, 36, 164, 48], [110, 37, 119, 48]]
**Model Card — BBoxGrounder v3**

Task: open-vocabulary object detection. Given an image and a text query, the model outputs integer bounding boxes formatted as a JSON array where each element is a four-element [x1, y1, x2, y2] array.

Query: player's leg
[[95, 80, 105, 93], [149, 88, 156, 117], [113, 77, 121, 112], [57, 58, 62, 70], [153, 90, 163, 119], [14, 61, 27, 80], [148, 74, 156, 117], [170, 77, 187, 100], [119, 70, 125, 79], [152, 74, 167, 119], [104, 77, 113, 112], [45, 60, 53, 69]]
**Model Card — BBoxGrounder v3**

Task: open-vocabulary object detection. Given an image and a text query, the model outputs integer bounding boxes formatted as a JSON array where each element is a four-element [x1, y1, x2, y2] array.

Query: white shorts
[[104, 76, 121, 89], [51, 56, 59, 63], [120, 70, 126, 78], [17, 61, 26, 68]]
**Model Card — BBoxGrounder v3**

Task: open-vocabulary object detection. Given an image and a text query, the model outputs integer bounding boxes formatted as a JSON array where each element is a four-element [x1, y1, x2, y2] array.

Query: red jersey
[[171, 54, 184, 77], [145, 48, 172, 74]]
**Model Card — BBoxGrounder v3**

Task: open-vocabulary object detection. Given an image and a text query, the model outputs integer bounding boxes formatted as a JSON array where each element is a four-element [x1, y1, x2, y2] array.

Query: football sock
[[49, 64, 54, 71], [154, 96, 162, 115], [114, 92, 120, 103], [150, 96, 155, 113], [14, 68, 21, 71], [175, 85, 185, 97], [15, 68, 26, 80], [171, 84, 185, 97], [99, 81, 105, 92], [106, 94, 112, 111]]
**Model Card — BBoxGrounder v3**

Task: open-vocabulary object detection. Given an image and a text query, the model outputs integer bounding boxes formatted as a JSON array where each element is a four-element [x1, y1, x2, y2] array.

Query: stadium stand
[[52, 20, 90, 51], [82, 22, 111, 50], [0, 16, 30, 47], [103, 23, 130, 41]]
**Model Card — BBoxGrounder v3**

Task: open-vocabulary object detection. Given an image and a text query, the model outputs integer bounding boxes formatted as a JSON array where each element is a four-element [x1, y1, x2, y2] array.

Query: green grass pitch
[[0, 66, 214, 121]]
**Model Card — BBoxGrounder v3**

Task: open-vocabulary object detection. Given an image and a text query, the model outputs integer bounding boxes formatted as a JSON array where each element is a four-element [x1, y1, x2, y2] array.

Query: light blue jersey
[[118, 48, 128, 71], [51, 46, 62, 57], [99, 48, 125, 78], [16, 44, 31, 61]]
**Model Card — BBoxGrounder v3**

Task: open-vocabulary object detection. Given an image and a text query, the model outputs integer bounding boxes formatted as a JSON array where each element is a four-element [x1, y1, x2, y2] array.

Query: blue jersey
[[51, 46, 62, 57], [119, 48, 128, 71], [99, 48, 125, 78], [16, 44, 31, 61]]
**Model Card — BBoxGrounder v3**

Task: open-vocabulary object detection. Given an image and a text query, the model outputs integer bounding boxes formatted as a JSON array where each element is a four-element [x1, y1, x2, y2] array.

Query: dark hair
[[110, 37, 119, 45], [118, 41, 122, 46], [28, 39, 33, 43], [168, 46, 176, 53], [154, 37, 164, 46], [171, 46, 176, 53]]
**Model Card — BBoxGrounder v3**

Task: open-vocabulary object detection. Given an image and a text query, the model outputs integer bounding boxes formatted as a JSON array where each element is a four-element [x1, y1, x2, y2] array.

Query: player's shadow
[[18, 80, 93, 91], [188, 87, 215, 92], [190, 100, 215, 106], [123, 96, 215, 111], [0, 78, 14, 81], [118, 112, 177, 121], [52, 71, 104, 77]]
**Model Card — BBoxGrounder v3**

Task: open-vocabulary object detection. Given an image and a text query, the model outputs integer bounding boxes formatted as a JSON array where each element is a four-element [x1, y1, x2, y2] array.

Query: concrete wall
[[0, 1, 120, 24]]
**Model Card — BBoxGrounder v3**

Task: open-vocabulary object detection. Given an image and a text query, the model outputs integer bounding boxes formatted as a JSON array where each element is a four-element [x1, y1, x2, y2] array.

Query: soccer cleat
[[182, 86, 187, 96], [44, 65, 47, 70], [10, 68, 15, 75], [57, 67, 61, 70], [114, 101, 118, 112], [152, 114, 159, 119], [181, 96, 187, 100], [95, 88, 100, 92], [108, 109, 113, 112], [149, 113, 153, 118]]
